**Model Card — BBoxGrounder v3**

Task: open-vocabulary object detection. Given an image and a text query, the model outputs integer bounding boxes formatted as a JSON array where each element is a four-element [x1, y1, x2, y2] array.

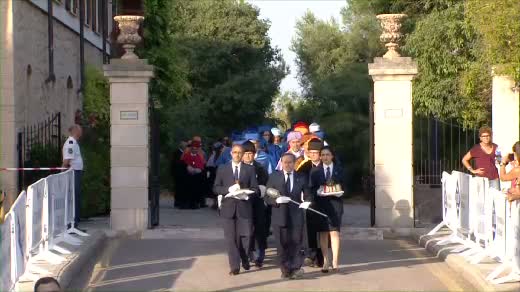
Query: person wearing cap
[[293, 121, 309, 136], [276, 131, 304, 171], [309, 122, 329, 146], [267, 128, 284, 170], [213, 144, 259, 275], [245, 132, 273, 174], [242, 140, 269, 267], [296, 138, 325, 267], [182, 140, 206, 209]]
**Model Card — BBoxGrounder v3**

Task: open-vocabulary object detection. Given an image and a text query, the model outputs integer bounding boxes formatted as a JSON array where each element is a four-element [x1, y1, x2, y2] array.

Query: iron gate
[[17, 113, 62, 193], [149, 100, 160, 227], [413, 116, 478, 227]]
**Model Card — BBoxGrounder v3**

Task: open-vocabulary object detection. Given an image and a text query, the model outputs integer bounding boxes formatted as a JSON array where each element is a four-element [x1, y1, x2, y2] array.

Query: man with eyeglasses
[[214, 144, 259, 275], [296, 138, 325, 268], [462, 126, 501, 190]]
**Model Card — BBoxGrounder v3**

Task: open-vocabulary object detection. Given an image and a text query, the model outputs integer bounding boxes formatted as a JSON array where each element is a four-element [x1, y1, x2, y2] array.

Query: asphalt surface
[[69, 198, 475, 291]]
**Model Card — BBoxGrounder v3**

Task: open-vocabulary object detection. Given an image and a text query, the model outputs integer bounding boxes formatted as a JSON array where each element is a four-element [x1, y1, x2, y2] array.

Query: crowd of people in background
[[171, 121, 346, 278], [171, 122, 330, 210]]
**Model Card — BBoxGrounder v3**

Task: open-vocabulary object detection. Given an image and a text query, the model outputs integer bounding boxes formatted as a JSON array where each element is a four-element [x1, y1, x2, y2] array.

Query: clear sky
[[247, 0, 346, 93]]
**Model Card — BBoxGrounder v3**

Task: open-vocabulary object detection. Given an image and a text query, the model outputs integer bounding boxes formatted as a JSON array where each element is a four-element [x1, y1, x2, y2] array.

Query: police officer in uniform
[[62, 124, 84, 225]]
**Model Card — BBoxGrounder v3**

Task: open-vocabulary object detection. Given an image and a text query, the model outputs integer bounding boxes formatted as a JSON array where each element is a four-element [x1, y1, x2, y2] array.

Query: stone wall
[[12, 0, 105, 131], [0, 0, 17, 206]]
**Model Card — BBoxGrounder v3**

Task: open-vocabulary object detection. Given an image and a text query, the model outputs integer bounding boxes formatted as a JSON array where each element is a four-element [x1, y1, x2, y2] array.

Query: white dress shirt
[[232, 161, 241, 180], [323, 162, 334, 179], [284, 171, 294, 193]]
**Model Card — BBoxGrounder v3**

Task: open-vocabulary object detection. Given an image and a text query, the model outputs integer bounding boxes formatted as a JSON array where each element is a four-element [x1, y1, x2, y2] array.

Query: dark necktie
[[285, 172, 291, 194], [234, 165, 239, 181], [326, 167, 331, 181]]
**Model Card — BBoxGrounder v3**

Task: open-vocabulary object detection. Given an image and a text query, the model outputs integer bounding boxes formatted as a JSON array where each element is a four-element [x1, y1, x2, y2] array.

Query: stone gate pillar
[[104, 15, 153, 232], [368, 14, 418, 229], [492, 71, 519, 158]]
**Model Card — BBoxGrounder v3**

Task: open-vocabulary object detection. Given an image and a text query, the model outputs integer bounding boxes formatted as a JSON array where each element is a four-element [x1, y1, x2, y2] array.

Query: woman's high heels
[[321, 258, 330, 273]]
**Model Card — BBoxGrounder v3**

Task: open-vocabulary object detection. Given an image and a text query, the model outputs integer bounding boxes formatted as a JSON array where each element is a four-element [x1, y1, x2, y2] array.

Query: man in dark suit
[[213, 144, 259, 275], [265, 153, 313, 279], [242, 140, 269, 267]]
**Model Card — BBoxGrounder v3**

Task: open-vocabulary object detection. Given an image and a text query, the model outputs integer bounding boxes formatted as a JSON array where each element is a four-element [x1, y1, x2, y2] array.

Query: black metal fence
[[17, 113, 62, 192], [413, 116, 478, 186], [149, 101, 160, 227], [413, 115, 478, 227]]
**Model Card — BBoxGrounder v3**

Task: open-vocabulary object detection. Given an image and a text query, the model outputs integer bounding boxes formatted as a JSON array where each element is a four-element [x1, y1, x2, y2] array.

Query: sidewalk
[[67, 198, 476, 291], [414, 230, 520, 292]]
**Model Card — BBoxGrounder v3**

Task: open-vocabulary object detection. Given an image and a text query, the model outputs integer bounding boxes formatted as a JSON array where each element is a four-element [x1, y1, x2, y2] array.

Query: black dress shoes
[[242, 262, 251, 271], [229, 269, 239, 276]]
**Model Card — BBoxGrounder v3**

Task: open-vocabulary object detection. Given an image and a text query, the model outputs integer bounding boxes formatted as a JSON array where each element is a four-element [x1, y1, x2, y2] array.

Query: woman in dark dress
[[310, 146, 344, 273]]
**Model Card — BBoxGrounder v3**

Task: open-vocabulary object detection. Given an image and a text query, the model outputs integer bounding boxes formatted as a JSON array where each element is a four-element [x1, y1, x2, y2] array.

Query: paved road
[[70, 199, 475, 291]]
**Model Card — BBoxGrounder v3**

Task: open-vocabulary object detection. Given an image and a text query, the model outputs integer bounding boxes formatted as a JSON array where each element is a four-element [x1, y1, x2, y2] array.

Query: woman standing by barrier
[[462, 126, 500, 190], [499, 142, 520, 202]]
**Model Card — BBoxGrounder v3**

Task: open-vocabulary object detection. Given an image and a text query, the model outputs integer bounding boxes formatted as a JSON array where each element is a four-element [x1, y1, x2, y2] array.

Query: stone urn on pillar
[[105, 15, 154, 232], [114, 15, 144, 60], [368, 13, 417, 231], [376, 14, 407, 59]]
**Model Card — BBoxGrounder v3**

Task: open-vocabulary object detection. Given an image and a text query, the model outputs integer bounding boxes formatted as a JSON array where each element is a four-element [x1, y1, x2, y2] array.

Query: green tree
[[402, 2, 489, 127], [291, 10, 375, 192], [466, 0, 520, 81], [143, 0, 287, 146]]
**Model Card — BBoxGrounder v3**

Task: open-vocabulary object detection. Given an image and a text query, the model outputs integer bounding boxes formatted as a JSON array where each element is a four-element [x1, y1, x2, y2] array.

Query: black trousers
[[273, 225, 304, 274], [250, 198, 268, 252], [305, 211, 324, 266], [223, 217, 252, 271], [187, 173, 204, 208]]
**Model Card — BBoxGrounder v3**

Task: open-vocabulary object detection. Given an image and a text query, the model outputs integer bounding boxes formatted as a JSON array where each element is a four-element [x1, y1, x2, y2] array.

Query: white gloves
[[187, 166, 202, 174], [228, 183, 241, 193], [299, 202, 311, 209], [217, 195, 223, 209], [259, 185, 266, 198], [276, 196, 291, 204]]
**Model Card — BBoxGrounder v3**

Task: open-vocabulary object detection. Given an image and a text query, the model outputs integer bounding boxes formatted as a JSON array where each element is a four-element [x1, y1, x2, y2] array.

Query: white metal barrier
[[1, 207, 13, 291], [430, 171, 520, 284], [0, 169, 89, 291]]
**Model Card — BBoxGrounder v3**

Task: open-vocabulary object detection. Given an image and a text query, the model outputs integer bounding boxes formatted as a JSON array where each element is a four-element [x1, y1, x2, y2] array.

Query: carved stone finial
[[376, 14, 407, 59], [114, 15, 144, 60]]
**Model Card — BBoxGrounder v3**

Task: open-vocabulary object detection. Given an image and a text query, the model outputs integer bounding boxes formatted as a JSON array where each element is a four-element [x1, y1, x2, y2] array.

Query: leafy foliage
[[79, 66, 110, 217], [143, 0, 287, 146], [466, 0, 520, 81], [290, 10, 377, 192]]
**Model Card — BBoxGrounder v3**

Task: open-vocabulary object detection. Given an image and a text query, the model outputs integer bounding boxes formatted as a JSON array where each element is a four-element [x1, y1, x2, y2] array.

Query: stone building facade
[[1, 0, 113, 207]]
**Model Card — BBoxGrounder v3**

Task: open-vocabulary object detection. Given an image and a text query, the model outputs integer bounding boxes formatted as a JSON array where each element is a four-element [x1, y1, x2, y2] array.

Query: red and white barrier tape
[[0, 167, 68, 171]]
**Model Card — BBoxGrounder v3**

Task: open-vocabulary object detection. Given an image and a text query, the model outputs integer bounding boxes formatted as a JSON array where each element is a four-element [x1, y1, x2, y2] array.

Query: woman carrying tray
[[309, 146, 344, 273]]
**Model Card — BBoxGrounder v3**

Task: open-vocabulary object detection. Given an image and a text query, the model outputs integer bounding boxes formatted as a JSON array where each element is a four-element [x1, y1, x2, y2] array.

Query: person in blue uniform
[[265, 153, 313, 280], [309, 146, 345, 273]]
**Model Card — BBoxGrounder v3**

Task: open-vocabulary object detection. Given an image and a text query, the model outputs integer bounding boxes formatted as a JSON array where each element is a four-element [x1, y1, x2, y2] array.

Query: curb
[[413, 231, 519, 292], [57, 230, 107, 290]]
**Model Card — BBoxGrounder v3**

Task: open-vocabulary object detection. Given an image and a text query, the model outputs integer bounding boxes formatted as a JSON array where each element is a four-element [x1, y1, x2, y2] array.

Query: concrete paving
[[68, 198, 476, 291]]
